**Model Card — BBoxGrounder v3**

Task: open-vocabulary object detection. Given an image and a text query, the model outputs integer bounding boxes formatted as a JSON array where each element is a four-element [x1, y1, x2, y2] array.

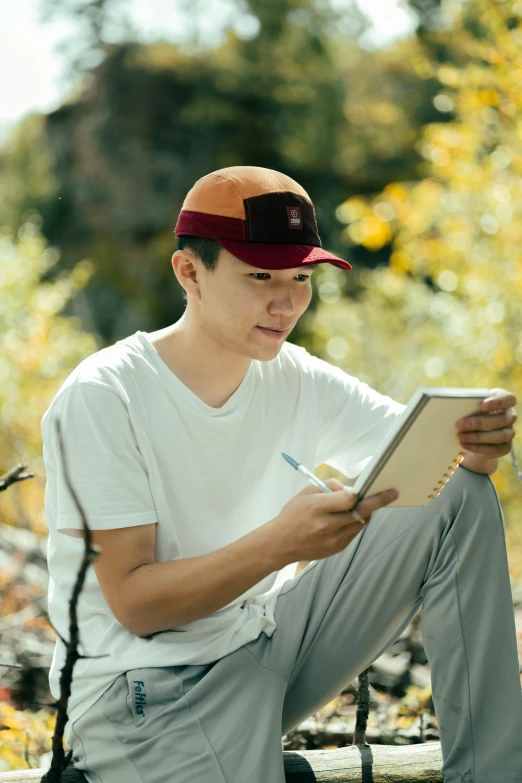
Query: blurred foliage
[[0, 701, 55, 772], [0, 216, 99, 533], [40, 0, 133, 72], [308, 0, 522, 579], [0, 0, 446, 344], [0, 221, 98, 770]]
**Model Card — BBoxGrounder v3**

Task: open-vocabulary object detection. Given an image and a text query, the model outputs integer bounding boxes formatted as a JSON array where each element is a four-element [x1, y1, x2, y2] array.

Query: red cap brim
[[216, 239, 352, 271]]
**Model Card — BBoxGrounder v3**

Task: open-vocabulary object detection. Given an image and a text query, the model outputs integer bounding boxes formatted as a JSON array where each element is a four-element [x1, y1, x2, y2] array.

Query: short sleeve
[[42, 382, 158, 538], [311, 355, 407, 478]]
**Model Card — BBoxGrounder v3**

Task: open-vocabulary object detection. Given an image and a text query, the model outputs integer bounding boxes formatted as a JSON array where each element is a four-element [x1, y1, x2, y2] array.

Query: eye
[[248, 273, 312, 281]]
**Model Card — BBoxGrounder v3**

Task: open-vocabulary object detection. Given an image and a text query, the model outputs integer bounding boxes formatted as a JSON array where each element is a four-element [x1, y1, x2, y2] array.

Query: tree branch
[[44, 417, 102, 783], [0, 464, 34, 492]]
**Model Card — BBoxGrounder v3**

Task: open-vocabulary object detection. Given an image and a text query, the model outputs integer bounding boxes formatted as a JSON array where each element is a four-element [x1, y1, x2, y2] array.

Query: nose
[[267, 288, 299, 316]]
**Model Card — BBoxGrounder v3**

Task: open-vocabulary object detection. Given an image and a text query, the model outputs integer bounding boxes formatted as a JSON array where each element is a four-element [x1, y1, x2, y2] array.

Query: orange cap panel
[[181, 166, 311, 219]]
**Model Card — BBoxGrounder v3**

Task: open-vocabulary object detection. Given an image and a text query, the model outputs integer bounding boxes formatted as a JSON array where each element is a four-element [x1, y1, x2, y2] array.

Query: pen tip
[[281, 452, 299, 469]]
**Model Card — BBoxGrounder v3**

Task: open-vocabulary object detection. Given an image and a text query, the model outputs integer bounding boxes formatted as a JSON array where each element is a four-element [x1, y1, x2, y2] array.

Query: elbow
[[117, 599, 181, 638], [118, 614, 153, 638], [112, 566, 186, 637], [112, 567, 156, 637], [123, 610, 187, 638], [129, 624, 155, 639], [118, 602, 155, 638], [122, 616, 177, 639]]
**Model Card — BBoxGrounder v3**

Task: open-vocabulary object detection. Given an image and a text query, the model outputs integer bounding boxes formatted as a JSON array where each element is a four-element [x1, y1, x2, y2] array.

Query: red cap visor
[[215, 239, 352, 271]]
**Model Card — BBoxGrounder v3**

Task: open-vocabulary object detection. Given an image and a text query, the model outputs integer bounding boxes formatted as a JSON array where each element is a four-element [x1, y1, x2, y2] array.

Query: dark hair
[[176, 236, 222, 301]]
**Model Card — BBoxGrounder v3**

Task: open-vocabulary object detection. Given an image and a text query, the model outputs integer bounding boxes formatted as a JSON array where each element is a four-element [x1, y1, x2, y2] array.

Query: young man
[[42, 166, 520, 783]]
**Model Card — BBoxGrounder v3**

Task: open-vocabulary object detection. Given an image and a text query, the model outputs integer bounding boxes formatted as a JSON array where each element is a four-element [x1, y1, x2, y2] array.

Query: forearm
[[460, 451, 498, 475], [120, 522, 284, 637]]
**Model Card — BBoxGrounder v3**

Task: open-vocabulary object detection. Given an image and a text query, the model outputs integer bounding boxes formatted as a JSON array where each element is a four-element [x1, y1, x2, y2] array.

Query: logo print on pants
[[134, 680, 147, 717]]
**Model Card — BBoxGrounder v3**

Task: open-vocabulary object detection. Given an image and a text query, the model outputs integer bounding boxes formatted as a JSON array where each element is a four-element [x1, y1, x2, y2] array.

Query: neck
[[148, 315, 252, 409]]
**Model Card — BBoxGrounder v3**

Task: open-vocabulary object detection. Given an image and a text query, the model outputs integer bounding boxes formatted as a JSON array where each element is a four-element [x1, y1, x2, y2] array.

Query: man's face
[[195, 247, 317, 359]]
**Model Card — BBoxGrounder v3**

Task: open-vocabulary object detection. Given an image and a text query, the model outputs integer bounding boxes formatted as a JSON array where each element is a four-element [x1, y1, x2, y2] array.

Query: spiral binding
[[428, 443, 522, 499], [428, 451, 467, 498]]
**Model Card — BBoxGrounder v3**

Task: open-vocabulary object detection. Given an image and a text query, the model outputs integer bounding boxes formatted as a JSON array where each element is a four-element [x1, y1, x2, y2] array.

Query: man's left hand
[[455, 388, 518, 458]]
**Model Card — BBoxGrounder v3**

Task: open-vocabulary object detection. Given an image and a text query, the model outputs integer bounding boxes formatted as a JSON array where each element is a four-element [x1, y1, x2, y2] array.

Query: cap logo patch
[[286, 206, 302, 230]]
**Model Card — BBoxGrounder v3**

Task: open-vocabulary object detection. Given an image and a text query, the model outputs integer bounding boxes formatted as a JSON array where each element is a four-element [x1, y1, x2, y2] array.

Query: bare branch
[[353, 667, 371, 746], [24, 728, 32, 769], [0, 464, 34, 492], [45, 417, 101, 782]]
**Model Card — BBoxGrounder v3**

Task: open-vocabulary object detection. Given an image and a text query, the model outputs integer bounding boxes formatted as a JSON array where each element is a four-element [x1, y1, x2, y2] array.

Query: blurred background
[[1, 0, 522, 771]]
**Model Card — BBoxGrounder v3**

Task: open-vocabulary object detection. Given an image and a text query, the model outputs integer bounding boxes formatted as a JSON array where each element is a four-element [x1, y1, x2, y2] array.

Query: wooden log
[[283, 741, 444, 781], [0, 741, 443, 782]]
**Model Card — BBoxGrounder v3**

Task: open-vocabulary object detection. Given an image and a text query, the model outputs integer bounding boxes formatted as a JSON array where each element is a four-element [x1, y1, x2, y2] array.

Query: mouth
[[256, 326, 288, 339]]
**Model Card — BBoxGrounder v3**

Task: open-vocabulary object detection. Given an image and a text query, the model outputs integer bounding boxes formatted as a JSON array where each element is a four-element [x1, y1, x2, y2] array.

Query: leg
[[68, 654, 288, 783], [245, 466, 522, 783], [68, 663, 231, 783]]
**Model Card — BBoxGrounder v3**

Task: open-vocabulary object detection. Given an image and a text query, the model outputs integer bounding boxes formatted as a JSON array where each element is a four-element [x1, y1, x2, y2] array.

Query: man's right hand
[[265, 478, 399, 567]]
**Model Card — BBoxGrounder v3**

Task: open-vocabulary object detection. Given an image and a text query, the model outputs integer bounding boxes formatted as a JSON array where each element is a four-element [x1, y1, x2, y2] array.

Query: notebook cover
[[352, 387, 492, 507]]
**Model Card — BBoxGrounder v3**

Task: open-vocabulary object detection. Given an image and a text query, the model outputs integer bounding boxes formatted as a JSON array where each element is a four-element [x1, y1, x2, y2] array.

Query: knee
[[454, 464, 496, 492], [442, 464, 502, 518]]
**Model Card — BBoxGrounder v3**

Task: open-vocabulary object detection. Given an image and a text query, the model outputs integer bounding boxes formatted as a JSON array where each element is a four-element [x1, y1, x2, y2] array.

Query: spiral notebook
[[352, 387, 492, 507]]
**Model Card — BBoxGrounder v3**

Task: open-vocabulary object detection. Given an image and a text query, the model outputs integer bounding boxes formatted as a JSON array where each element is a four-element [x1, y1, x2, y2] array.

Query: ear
[[172, 249, 201, 300]]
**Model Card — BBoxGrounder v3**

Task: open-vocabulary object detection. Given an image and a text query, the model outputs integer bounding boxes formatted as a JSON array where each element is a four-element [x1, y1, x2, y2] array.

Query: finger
[[325, 478, 348, 491], [316, 484, 398, 518], [458, 425, 515, 445], [480, 390, 517, 412], [353, 489, 399, 520], [456, 409, 516, 433], [301, 477, 345, 495], [312, 483, 358, 507], [349, 507, 369, 525], [459, 441, 513, 457]]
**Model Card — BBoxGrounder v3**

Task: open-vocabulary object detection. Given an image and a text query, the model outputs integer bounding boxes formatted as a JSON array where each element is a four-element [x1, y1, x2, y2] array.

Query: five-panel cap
[[175, 166, 352, 271]]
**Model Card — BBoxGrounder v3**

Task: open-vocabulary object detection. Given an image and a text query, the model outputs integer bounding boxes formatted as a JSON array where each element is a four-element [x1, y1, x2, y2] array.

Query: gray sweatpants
[[68, 467, 522, 783]]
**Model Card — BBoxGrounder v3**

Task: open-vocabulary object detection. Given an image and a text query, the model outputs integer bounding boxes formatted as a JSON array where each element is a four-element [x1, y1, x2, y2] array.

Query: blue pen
[[281, 452, 335, 493]]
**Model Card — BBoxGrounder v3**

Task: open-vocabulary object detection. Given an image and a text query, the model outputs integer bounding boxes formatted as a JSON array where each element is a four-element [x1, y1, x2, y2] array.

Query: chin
[[256, 341, 285, 358], [248, 334, 284, 356]]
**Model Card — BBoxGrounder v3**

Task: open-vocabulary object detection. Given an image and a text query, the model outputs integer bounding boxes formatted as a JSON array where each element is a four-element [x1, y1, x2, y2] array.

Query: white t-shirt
[[41, 330, 406, 732]]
